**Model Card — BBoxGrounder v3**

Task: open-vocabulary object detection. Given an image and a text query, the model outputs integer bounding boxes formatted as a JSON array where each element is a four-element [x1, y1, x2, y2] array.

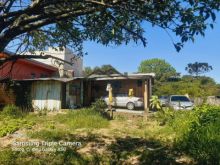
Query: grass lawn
[[0, 107, 209, 164]]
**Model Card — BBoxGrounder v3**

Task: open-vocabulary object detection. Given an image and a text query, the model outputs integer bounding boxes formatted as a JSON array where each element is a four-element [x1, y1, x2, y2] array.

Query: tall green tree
[[0, 0, 219, 56], [185, 62, 213, 77], [138, 58, 177, 81], [84, 64, 119, 76]]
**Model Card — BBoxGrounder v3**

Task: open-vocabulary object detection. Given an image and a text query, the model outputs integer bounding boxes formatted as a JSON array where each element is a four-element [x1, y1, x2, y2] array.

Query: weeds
[[55, 108, 109, 130], [0, 105, 35, 137], [1, 105, 24, 118]]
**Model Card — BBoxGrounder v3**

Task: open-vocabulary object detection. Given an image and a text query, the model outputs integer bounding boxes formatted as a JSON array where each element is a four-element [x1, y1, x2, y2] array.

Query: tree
[[138, 58, 177, 81], [153, 75, 219, 98], [0, 0, 219, 56], [83, 66, 93, 76], [185, 62, 213, 77], [83, 64, 119, 76]]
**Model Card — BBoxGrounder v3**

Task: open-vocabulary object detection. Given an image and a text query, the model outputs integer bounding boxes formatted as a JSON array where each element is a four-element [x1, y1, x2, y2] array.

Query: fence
[[194, 96, 220, 106]]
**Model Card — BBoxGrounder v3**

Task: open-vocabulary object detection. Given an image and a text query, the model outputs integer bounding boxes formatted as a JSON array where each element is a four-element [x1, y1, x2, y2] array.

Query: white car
[[102, 94, 144, 110], [167, 95, 194, 110], [159, 96, 169, 106]]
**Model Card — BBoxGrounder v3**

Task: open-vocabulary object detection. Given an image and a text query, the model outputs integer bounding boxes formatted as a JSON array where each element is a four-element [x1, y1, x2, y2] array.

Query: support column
[[144, 80, 148, 114], [149, 78, 152, 99], [80, 80, 84, 106]]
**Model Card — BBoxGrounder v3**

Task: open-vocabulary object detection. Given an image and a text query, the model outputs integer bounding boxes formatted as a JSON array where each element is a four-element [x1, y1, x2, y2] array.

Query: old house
[[0, 50, 58, 106], [0, 49, 154, 111], [23, 77, 83, 110], [26, 73, 154, 110], [0, 48, 83, 109]]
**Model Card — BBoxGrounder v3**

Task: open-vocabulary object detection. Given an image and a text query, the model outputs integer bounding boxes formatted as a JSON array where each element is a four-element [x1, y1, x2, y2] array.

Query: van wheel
[[127, 102, 135, 110]]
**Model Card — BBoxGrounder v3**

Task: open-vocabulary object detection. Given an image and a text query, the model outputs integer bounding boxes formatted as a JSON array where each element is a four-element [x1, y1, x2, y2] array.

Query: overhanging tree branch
[[0, 54, 73, 66], [0, 0, 219, 54]]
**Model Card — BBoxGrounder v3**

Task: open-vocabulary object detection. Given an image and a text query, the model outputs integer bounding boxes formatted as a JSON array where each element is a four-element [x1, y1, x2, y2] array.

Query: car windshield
[[171, 96, 190, 102]]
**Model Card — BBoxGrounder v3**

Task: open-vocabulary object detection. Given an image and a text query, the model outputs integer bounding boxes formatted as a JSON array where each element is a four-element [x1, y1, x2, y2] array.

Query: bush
[[1, 105, 23, 118], [174, 105, 220, 164], [91, 99, 107, 112], [154, 108, 175, 125], [91, 99, 110, 119]]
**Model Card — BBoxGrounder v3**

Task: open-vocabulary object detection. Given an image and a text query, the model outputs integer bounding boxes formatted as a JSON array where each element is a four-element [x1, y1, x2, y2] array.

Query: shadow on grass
[[1, 133, 192, 164], [108, 136, 183, 165]]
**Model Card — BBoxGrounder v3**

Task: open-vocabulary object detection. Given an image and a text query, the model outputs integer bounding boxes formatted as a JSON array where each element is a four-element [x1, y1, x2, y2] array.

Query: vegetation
[[0, 0, 220, 56], [154, 105, 220, 164], [138, 58, 177, 81], [91, 99, 107, 113], [0, 104, 220, 164], [174, 105, 220, 164], [0, 105, 35, 137], [1, 105, 24, 118], [137, 58, 219, 98], [150, 95, 162, 111], [154, 76, 220, 97], [185, 62, 213, 77], [84, 64, 119, 76]]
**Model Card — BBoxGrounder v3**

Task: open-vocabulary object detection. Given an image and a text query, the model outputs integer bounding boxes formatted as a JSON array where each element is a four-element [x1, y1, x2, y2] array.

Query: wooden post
[[109, 85, 113, 119], [144, 80, 148, 117], [80, 80, 84, 106], [149, 78, 152, 99]]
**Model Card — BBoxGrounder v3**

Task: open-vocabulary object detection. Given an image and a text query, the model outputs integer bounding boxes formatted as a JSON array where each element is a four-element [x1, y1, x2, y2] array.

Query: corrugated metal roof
[[16, 73, 155, 82], [87, 73, 155, 80]]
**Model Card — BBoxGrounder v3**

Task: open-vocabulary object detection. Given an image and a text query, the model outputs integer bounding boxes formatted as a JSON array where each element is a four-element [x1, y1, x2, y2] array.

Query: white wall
[[33, 47, 83, 77]]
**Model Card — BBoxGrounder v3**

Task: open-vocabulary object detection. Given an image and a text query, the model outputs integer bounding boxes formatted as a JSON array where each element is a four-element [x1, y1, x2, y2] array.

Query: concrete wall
[[194, 96, 220, 106], [33, 47, 83, 77]]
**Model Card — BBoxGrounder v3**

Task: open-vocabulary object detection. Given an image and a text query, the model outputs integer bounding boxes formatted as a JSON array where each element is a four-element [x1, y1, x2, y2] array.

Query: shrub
[[1, 105, 23, 118], [91, 99, 107, 112], [154, 108, 175, 125], [150, 95, 162, 111], [174, 105, 220, 164], [91, 99, 110, 119]]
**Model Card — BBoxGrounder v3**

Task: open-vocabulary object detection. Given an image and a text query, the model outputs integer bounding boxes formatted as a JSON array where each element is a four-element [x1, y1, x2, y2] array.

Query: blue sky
[[83, 15, 220, 83]]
